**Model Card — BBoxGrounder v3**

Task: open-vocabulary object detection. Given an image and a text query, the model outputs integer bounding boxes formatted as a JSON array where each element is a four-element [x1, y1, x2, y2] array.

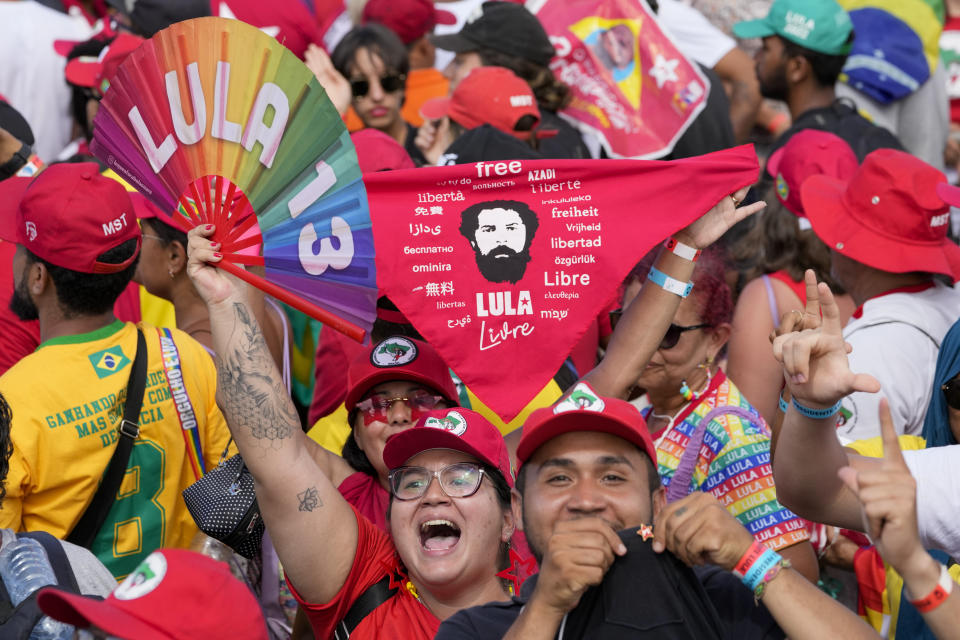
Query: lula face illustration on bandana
[[365, 146, 759, 422]]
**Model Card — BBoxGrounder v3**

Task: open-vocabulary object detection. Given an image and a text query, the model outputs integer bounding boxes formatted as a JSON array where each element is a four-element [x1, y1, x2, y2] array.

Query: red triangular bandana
[[364, 145, 759, 421]]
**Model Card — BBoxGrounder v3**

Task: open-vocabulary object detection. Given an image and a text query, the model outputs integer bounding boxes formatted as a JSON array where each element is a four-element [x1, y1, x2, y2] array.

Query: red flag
[[532, 0, 710, 159], [365, 145, 758, 421]]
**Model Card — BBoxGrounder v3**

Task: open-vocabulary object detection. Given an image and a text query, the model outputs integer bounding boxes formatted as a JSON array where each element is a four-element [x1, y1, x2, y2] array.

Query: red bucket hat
[[38, 549, 268, 640], [767, 130, 858, 219], [0, 163, 141, 274], [345, 335, 459, 409], [801, 148, 960, 280], [517, 382, 657, 467], [383, 407, 513, 485]]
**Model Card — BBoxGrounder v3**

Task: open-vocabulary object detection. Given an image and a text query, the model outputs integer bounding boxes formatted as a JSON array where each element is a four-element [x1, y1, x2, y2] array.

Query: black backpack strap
[[19, 531, 79, 593], [333, 573, 399, 640], [67, 328, 147, 548]]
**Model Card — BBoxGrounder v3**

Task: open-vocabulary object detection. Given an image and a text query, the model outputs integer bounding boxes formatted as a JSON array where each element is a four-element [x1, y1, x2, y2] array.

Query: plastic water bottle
[[0, 537, 73, 640]]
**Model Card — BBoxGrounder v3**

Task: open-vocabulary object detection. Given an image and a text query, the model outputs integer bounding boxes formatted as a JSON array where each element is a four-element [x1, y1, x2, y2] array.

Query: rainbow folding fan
[[91, 17, 375, 341]]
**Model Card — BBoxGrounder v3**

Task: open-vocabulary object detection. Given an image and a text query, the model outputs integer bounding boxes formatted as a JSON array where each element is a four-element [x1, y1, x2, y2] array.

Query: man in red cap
[[38, 548, 269, 639], [800, 148, 960, 440], [435, 383, 880, 640], [0, 164, 231, 579], [416, 66, 551, 165]]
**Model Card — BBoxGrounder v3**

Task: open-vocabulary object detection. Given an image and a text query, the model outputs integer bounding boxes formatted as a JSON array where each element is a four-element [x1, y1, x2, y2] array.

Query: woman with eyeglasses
[[614, 248, 820, 582], [329, 24, 428, 166]]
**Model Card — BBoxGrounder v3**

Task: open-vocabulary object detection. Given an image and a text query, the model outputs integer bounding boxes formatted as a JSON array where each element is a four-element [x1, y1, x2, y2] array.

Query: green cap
[[733, 0, 853, 56]]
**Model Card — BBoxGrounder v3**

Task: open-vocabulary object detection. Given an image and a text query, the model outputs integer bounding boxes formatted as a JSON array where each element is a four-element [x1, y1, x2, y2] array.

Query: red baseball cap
[[517, 382, 657, 468], [362, 0, 456, 45], [1, 163, 141, 274], [38, 549, 268, 640], [801, 148, 960, 280], [383, 407, 514, 485], [65, 33, 144, 96], [420, 66, 546, 140], [345, 335, 459, 409], [767, 130, 858, 218], [351, 129, 415, 173]]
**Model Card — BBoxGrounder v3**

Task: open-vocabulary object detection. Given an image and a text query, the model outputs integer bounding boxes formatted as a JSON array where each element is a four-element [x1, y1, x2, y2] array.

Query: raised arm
[[584, 188, 765, 399], [186, 225, 357, 603], [770, 280, 883, 530], [839, 401, 960, 638]]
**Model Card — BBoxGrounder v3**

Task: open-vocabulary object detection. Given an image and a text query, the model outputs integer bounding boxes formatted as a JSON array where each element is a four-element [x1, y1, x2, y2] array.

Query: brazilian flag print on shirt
[[0, 321, 231, 579]]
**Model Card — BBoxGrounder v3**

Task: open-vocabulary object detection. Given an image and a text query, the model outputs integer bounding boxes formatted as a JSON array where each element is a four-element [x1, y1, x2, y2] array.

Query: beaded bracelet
[[791, 397, 842, 420], [753, 558, 792, 604], [647, 266, 693, 298], [664, 237, 701, 262], [908, 562, 955, 613]]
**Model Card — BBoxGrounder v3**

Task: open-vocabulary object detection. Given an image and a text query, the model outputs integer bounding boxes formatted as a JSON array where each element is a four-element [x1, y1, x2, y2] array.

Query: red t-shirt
[[291, 506, 440, 640], [338, 471, 390, 533]]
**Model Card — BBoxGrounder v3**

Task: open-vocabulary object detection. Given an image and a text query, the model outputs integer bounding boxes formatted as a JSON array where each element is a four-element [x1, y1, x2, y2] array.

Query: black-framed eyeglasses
[[942, 377, 960, 410], [609, 309, 710, 350], [389, 463, 485, 501], [350, 74, 406, 98]]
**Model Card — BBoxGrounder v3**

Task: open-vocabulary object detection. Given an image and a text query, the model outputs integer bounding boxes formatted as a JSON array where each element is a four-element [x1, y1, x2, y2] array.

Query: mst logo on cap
[[370, 336, 418, 367], [114, 552, 167, 601], [424, 409, 468, 436], [553, 382, 605, 414]]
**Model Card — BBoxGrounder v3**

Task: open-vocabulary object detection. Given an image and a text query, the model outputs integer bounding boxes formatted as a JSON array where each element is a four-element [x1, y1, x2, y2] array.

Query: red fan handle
[[216, 260, 366, 343]]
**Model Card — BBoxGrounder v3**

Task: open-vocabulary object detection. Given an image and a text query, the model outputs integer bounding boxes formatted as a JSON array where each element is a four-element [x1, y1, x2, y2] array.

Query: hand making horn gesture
[[772, 279, 880, 410]]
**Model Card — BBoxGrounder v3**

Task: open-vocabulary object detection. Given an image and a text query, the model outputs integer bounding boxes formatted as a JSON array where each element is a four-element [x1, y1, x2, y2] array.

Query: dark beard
[[474, 246, 532, 284], [758, 68, 789, 102], [9, 279, 38, 321]]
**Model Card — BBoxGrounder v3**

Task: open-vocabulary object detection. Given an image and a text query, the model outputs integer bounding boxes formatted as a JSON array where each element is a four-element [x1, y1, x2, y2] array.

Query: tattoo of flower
[[298, 486, 321, 512]]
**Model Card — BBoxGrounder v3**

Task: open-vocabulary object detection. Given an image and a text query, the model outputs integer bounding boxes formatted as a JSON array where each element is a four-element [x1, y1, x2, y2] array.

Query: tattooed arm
[[187, 226, 358, 604]]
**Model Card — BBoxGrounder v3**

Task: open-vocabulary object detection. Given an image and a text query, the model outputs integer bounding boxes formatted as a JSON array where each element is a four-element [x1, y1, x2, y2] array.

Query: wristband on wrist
[[742, 548, 782, 592], [791, 397, 842, 420], [752, 558, 791, 604], [647, 266, 693, 298], [664, 237, 701, 262], [908, 562, 955, 613], [733, 541, 768, 577], [778, 393, 789, 413]]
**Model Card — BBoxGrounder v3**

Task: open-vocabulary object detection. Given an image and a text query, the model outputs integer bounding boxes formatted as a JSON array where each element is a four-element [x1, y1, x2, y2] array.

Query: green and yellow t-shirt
[[0, 321, 230, 579]]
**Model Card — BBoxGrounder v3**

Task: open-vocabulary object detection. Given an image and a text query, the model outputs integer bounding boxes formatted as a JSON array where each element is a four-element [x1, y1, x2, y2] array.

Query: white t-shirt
[[903, 446, 960, 558], [0, 1, 92, 162], [656, 0, 736, 68], [839, 282, 960, 440], [0, 528, 117, 596]]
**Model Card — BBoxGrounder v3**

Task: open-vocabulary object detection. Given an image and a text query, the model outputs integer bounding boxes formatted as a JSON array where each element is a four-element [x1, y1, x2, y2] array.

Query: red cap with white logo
[[517, 382, 658, 468], [37, 548, 269, 640], [0, 163, 141, 274], [801, 148, 960, 281], [420, 66, 546, 140], [383, 408, 514, 486]]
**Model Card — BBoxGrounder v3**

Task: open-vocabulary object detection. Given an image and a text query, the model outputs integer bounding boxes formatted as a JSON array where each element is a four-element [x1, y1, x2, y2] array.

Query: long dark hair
[[730, 194, 845, 293]]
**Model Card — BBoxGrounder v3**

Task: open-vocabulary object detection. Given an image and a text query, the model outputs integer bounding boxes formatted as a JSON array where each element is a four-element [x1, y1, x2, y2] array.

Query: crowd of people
[[1, 0, 960, 638]]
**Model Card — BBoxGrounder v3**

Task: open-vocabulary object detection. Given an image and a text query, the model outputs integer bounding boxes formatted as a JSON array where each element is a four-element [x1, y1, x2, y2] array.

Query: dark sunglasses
[[942, 378, 960, 410], [609, 310, 709, 350], [350, 74, 406, 98]]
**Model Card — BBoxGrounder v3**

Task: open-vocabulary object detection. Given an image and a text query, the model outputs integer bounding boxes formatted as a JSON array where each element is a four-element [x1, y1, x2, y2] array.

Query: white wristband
[[664, 237, 701, 262]]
